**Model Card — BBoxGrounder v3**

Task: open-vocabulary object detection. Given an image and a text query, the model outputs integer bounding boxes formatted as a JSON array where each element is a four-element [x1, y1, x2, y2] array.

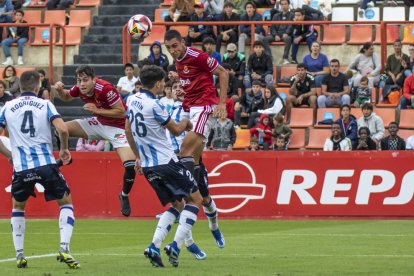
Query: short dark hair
[[297, 63, 307, 70], [253, 40, 264, 48], [330, 59, 340, 66], [252, 80, 262, 87], [276, 135, 286, 141], [223, 1, 234, 8], [245, 1, 256, 9], [164, 30, 182, 42], [359, 126, 371, 136], [124, 63, 134, 70], [75, 65, 95, 78], [202, 37, 216, 46], [15, 10, 24, 16], [361, 102, 374, 111], [332, 122, 341, 128], [37, 69, 46, 76], [388, 121, 399, 128], [3, 65, 16, 79], [293, 8, 305, 15], [137, 58, 153, 70], [165, 80, 173, 88], [139, 65, 166, 89], [167, 64, 177, 72], [134, 80, 142, 86], [20, 71, 40, 92], [340, 104, 351, 113], [280, 0, 290, 4]]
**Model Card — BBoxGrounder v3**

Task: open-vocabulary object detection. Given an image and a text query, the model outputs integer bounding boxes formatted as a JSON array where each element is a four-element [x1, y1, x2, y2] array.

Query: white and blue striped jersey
[[0, 92, 59, 172], [166, 101, 189, 153], [126, 90, 178, 167]]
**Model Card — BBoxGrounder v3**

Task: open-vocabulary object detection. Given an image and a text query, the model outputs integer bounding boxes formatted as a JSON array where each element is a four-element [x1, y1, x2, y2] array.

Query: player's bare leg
[[116, 147, 137, 217], [54, 121, 88, 149], [11, 198, 27, 268]]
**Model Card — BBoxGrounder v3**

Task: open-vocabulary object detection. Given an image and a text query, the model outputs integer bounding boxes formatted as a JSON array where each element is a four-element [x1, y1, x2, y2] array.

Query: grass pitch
[[0, 219, 413, 275]]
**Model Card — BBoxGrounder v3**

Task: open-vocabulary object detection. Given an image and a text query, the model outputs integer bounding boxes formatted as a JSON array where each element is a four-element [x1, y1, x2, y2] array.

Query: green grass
[[0, 219, 413, 275]]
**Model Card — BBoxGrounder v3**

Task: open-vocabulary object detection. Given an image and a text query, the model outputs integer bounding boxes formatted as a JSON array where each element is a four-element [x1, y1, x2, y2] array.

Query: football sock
[[11, 209, 25, 257], [152, 207, 180, 249], [180, 156, 195, 176], [59, 204, 75, 252], [203, 197, 219, 231], [184, 230, 195, 247], [122, 160, 136, 195], [174, 204, 199, 248]]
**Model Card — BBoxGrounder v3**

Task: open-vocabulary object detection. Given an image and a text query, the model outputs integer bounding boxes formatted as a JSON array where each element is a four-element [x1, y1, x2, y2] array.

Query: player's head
[[20, 70, 40, 94], [171, 80, 184, 102], [75, 65, 96, 96], [164, 30, 186, 60], [139, 65, 166, 95]]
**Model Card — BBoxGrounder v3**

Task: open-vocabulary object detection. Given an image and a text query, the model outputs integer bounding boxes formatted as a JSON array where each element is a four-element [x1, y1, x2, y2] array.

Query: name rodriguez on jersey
[[10, 100, 45, 112]]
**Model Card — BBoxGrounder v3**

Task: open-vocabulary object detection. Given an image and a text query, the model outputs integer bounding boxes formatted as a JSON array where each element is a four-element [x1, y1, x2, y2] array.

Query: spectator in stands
[[2, 10, 28, 66], [406, 134, 414, 150], [238, 1, 265, 54], [207, 113, 236, 150], [356, 126, 377, 150], [147, 41, 169, 73], [303, 41, 329, 88], [244, 40, 273, 88], [132, 80, 142, 94], [221, 63, 239, 100], [186, 2, 216, 46], [76, 139, 108, 152], [0, 80, 13, 107], [0, 0, 13, 40], [286, 63, 317, 122], [263, 0, 293, 65], [381, 39, 409, 89], [116, 63, 138, 102], [164, 0, 193, 25], [200, 0, 224, 20], [3, 65, 20, 98], [291, 8, 318, 64], [216, 1, 239, 53], [249, 135, 259, 151], [234, 80, 264, 127], [357, 102, 384, 147], [47, 0, 72, 10], [399, 69, 414, 109], [348, 42, 381, 88], [222, 43, 245, 95], [318, 59, 350, 108], [380, 122, 405, 150], [272, 113, 292, 150], [250, 113, 272, 150], [323, 122, 352, 151], [202, 37, 221, 64], [353, 76, 371, 108], [160, 80, 174, 112], [38, 69, 52, 100], [273, 135, 288, 151], [404, 45, 414, 77], [335, 104, 358, 150]]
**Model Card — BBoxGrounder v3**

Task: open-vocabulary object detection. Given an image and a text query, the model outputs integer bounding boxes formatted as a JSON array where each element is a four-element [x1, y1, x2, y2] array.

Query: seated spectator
[[147, 41, 169, 73], [221, 63, 239, 100], [222, 43, 245, 95], [132, 80, 142, 94], [406, 134, 414, 150], [323, 122, 352, 151], [234, 80, 264, 127], [76, 139, 107, 152], [47, 0, 72, 10], [249, 135, 259, 151], [160, 80, 174, 112], [238, 1, 265, 54], [207, 114, 236, 150], [291, 8, 318, 64], [200, 0, 224, 20], [399, 69, 414, 109], [318, 59, 350, 108], [249, 85, 285, 128], [380, 122, 406, 150], [164, 0, 193, 25], [335, 104, 358, 150], [353, 76, 371, 108], [2, 10, 28, 66], [216, 1, 239, 53], [244, 40, 273, 88], [186, 3, 215, 46], [348, 43, 381, 88], [0, 0, 13, 40], [381, 39, 409, 89], [272, 113, 292, 149], [202, 37, 221, 64], [404, 44, 414, 77], [116, 63, 138, 101], [273, 135, 288, 151], [263, 0, 293, 65], [250, 113, 272, 150], [357, 102, 384, 146], [38, 69, 52, 100], [286, 63, 317, 121], [303, 41, 329, 87], [0, 80, 13, 107], [3, 65, 20, 98], [356, 126, 377, 150]]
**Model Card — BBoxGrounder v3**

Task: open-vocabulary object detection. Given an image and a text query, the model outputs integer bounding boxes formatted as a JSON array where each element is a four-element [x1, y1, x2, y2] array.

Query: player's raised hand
[[59, 149, 72, 165], [213, 102, 227, 119], [83, 103, 98, 114], [54, 81, 65, 92]]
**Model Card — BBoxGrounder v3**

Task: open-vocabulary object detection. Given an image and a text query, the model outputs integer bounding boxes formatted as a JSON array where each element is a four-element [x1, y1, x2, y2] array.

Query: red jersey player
[[163, 30, 227, 255], [54, 65, 136, 217]]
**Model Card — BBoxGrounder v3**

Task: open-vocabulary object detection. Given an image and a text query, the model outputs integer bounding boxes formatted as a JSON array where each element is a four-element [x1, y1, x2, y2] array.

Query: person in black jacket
[[380, 122, 406, 150], [38, 69, 52, 100], [222, 43, 246, 97], [244, 40, 274, 88], [216, 1, 239, 53], [2, 10, 28, 66], [185, 2, 216, 46], [234, 80, 264, 127], [356, 126, 377, 150], [291, 8, 318, 64]]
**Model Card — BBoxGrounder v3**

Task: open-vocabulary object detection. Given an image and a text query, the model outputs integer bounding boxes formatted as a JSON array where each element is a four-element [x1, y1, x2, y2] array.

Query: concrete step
[[84, 34, 123, 44], [63, 64, 126, 76], [92, 15, 154, 27], [79, 44, 124, 54], [98, 4, 159, 16], [88, 26, 121, 35], [62, 75, 121, 86], [73, 54, 138, 64], [54, 97, 85, 107]]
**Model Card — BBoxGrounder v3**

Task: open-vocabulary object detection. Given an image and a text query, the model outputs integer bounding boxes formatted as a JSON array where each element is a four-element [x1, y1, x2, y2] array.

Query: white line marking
[[0, 253, 55, 263], [252, 233, 409, 237]]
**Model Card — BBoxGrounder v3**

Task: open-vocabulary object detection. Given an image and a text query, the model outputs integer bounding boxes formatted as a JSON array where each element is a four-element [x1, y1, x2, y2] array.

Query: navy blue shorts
[[12, 164, 71, 203], [198, 161, 209, 198], [143, 159, 198, 206]]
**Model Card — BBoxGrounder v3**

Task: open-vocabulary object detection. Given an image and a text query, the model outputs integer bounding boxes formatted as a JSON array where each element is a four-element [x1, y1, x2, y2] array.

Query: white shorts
[[76, 117, 129, 149], [190, 105, 216, 138]]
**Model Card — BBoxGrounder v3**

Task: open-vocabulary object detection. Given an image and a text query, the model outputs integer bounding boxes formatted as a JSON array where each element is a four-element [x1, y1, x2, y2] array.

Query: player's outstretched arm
[[52, 118, 71, 165], [0, 132, 12, 162], [54, 81, 74, 102], [212, 65, 229, 118], [84, 100, 125, 118], [165, 118, 192, 136]]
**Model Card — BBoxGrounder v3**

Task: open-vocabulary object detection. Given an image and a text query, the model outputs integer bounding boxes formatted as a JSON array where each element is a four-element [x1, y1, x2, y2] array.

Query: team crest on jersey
[[114, 133, 125, 139], [183, 66, 189, 74]]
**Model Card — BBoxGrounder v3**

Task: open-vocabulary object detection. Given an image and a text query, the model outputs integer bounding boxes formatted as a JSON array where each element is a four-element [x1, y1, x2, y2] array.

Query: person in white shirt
[[324, 122, 352, 151], [159, 80, 174, 113], [116, 63, 138, 101], [406, 135, 414, 150]]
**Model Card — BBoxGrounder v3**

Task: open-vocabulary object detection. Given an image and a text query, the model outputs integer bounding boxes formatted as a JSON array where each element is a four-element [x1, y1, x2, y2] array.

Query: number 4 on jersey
[[20, 110, 36, 137]]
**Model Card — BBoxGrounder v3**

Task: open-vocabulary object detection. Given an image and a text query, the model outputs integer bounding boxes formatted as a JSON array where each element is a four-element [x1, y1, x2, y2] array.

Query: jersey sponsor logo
[[183, 66, 189, 74], [107, 90, 117, 102], [207, 57, 215, 68], [180, 79, 191, 87], [114, 133, 125, 139]]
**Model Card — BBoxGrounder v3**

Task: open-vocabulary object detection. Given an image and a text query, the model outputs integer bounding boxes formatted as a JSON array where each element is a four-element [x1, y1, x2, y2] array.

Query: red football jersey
[[175, 47, 219, 110], [69, 78, 126, 129]]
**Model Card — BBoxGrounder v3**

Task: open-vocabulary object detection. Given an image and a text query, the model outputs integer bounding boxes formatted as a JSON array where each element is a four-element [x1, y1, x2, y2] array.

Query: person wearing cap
[[238, 1, 266, 54], [186, 2, 216, 46], [216, 1, 239, 53], [164, 0, 194, 28], [223, 43, 246, 94], [200, 0, 224, 20]]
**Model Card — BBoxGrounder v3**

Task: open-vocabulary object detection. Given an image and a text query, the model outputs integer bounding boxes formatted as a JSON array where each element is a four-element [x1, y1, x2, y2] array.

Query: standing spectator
[[47, 0, 72, 10], [234, 80, 264, 127], [291, 8, 318, 64], [250, 113, 272, 150], [147, 41, 169, 73], [186, 2, 215, 46], [38, 69, 52, 100], [357, 102, 385, 147], [160, 80, 174, 112], [335, 104, 358, 150], [207, 114, 236, 150], [244, 40, 274, 88], [164, 0, 193, 26], [399, 70, 414, 109], [323, 122, 352, 151], [303, 41, 329, 87], [272, 113, 292, 149], [216, 1, 239, 53], [286, 63, 317, 121], [238, 1, 266, 54], [381, 39, 409, 89], [380, 122, 406, 150], [200, 0, 224, 20], [353, 76, 371, 107], [76, 139, 106, 152], [356, 126, 377, 150], [3, 65, 20, 98], [348, 42, 381, 88], [116, 63, 138, 101], [318, 59, 350, 108], [2, 10, 28, 66], [0, 0, 13, 41], [406, 134, 414, 150], [263, 0, 293, 65], [0, 80, 13, 107], [222, 43, 245, 95], [404, 44, 414, 77], [202, 37, 221, 64]]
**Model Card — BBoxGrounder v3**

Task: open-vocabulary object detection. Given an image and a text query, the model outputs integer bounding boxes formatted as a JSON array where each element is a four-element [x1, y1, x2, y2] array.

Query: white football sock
[[184, 230, 194, 247], [59, 204, 75, 252], [152, 207, 179, 248], [203, 197, 218, 231], [11, 209, 25, 257], [174, 204, 199, 248]]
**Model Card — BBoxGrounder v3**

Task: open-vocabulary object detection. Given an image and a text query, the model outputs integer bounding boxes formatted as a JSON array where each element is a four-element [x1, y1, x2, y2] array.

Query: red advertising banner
[[1, 151, 413, 218]]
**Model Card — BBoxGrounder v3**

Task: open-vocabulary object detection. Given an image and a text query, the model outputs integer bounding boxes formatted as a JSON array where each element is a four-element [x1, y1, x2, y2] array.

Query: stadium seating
[[160, 0, 173, 6], [44, 10, 66, 26], [170, 26, 189, 37], [402, 25, 414, 44], [155, 8, 169, 22], [15, 67, 36, 76], [288, 128, 306, 149], [350, 107, 363, 120], [31, 27, 56, 46], [398, 110, 414, 129], [57, 27, 82, 45], [348, 25, 373, 44], [331, 7, 354, 22], [374, 108, 396, 127], [68, 10, 91, 28], [277, 66, 295, 87], [75, 0, 101, 7], [373, 25, 399, 44], [289, 108, 314, 128], [321, 25, 346, 44], [357, 7, 380, 22], [233, 129, 250, 149], [141, 25, 166, 45], [376, 88, 399, 107], [24, 10, 42, 24], [306, 128, 331, 149], [277, 87, 290, 102], [397, 129, 414, 141], [315, 108, 340, 128], [256, 8, 271, 21], [382, 7, 405, 22]]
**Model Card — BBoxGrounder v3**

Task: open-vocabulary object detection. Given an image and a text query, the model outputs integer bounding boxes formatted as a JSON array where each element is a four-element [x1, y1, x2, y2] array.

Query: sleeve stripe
[[161, 116, 171, 126], [209, 62, 219, 73], [109, 97, 121, 107], [49, 115, 62, 122]]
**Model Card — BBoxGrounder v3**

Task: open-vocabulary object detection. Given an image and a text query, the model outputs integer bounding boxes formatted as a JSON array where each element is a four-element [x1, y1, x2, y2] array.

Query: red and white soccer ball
[[127, 14, 152, 40]]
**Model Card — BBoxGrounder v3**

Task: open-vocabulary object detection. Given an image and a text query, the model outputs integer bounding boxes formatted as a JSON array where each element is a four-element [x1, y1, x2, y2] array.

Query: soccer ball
[[127, 14, 152, 40]]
